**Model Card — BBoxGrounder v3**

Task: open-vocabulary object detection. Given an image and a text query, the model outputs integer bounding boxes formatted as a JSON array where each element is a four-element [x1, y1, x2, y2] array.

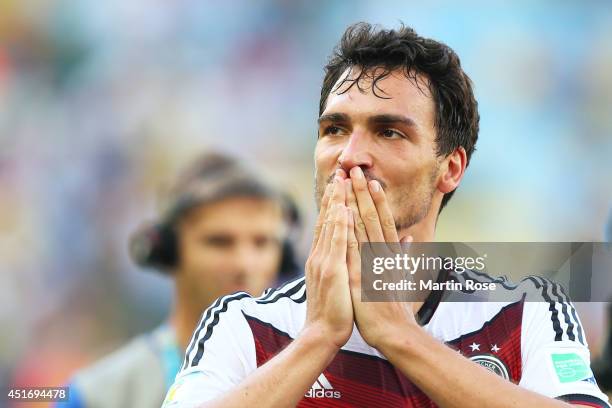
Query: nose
[[337, 132, 373, 175], [231, 242, 258, 279], [232, 244, 253, 277]]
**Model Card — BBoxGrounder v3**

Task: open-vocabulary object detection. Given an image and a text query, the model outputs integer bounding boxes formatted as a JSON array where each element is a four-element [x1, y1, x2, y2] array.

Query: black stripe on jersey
[[551, 282, 576, 342], [556, 393, 611, 408], [190, 292, 252, 367], [257, 287, 278, 302], [554, 282, 586, 345], [527, 276, 564, 342], [183, 278, 305, 370], [187, 278, 306, 368], [260, 287, 274, 299], [533, 276, 585, 345], [256, 278, 305, 304], [255, 276, 305, 303], [569, 301, 585, 345], [292, 288, 307, 303], [182, 294, 226, 371]]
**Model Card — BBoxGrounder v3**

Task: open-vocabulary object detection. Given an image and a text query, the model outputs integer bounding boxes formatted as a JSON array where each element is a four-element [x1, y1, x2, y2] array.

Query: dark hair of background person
[[319, 22, 480, 213]]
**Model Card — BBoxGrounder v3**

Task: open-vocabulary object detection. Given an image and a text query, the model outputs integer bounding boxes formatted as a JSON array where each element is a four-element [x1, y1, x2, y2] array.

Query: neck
[[170, 284, 210, 353]]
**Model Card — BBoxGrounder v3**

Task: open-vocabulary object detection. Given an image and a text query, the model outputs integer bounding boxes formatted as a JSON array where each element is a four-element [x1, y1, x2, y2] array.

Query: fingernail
[[335, 169, 343, 178], [369, 180, 381, 192]]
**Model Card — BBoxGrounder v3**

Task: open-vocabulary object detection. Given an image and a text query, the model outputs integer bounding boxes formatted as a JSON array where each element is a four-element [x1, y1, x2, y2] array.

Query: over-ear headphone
[[129, 153, 302, 281], [129, 221, 179, 272]]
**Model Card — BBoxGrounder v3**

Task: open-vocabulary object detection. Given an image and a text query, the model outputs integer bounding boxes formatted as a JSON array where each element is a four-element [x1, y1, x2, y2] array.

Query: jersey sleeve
[[162, 292, 257, 407], [519, 278, 610, 407]]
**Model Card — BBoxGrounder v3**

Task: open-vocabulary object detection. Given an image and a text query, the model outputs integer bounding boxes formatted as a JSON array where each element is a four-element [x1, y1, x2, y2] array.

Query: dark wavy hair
[[320, 22, 480, 212]]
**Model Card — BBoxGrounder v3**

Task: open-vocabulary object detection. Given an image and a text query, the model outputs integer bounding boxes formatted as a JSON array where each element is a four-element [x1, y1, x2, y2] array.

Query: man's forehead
[[335, 66, 430, 91], [322, 67, 434, 120], [182, 197, 282, 222]]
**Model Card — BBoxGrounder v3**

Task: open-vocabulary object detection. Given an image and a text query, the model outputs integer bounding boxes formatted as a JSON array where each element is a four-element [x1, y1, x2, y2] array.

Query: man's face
[[315, 68, 441, 230], [175, 197, 284, 311]]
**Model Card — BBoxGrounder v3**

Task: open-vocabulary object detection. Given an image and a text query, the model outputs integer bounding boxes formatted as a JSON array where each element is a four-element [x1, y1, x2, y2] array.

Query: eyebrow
[[317, 112, 350, 125], [368, 114, 417, 128], [317, 112, 417, 128]]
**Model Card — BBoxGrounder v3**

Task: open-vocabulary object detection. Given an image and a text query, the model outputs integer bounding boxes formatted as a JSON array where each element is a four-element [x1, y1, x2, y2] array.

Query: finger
[[312, 211, 328, 256], [330, 205, 349, 262], [311, 181, 334, 249], [312, 169, 345, 249], [318, 203, 338, 256], [350, 166, 384, 242], [369, 179, 399, 243], [347, 208, 361, 291], [336, 168, 348, 180], [329, 173, 347, 209], [345, 179, 368, 244]]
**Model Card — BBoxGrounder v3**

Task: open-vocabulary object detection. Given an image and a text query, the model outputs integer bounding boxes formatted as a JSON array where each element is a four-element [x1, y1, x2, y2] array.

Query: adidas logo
[[305, 373, 342, 399]]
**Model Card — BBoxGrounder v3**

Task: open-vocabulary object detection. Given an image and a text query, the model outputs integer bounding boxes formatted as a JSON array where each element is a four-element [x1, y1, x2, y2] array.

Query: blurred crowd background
[[1, 0, 611, 405]]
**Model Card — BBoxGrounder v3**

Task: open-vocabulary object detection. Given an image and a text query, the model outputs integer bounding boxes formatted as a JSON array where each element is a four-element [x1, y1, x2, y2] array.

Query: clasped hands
[[304, 166, 420, 353]]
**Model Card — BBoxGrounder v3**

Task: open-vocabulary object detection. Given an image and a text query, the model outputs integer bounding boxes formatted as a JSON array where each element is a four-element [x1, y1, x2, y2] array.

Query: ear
[[437, 147, 467, 194]]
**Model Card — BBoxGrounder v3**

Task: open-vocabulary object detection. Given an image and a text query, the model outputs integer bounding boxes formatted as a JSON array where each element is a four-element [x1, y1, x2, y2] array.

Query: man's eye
[[322, 125, 344, 136], [253, 236, 279, 248], [380, 129, 404, 139], [202, 236, 233, 247]]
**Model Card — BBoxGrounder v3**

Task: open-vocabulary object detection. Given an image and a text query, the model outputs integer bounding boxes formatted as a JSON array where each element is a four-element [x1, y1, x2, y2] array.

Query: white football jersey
[[163, 270, 610, 407]]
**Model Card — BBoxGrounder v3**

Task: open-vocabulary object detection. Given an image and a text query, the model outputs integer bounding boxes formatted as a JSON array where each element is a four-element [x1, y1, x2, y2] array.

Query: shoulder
[[458, 272, 587, 346], [245, 276, 306, 309], [200, 276, 307, 325], [71, 331, 166, 406], [181, 277, 307, 374], [194, 276, 306, 327], [446, 270, 584, 341], [73, 333, 162, 383], [242, 276, 306, 331], [519, 276, 586, 345]]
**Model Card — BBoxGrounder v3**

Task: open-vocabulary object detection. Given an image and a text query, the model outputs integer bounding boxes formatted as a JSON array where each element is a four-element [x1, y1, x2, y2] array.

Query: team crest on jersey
[[469, 354, 510, 380]]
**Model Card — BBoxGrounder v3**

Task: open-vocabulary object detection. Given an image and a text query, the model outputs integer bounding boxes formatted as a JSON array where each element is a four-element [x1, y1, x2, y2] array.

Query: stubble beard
[[391, 167, 438, 231]]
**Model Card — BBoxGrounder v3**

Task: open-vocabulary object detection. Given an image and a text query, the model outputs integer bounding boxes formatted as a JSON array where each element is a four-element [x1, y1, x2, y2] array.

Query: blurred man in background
[[58, 152, 301, 408]]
